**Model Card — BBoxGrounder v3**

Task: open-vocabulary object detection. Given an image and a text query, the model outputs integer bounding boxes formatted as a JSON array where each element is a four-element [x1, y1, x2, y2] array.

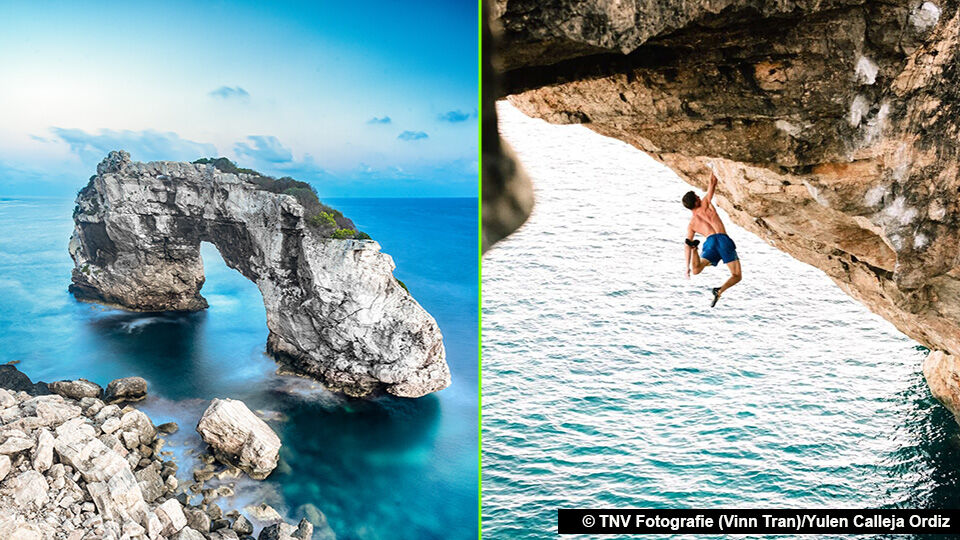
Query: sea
[[0, 195, 478, 540], [481, 103, 960, 538]]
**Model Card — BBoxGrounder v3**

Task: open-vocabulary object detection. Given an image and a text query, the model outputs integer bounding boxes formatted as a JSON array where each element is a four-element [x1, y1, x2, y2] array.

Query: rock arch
[[70, 151, 448, 398], [484, 1, 960, 417]]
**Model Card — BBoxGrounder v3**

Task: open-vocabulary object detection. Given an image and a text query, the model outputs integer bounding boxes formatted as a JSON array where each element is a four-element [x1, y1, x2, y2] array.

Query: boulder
[[10, 470, 48, 508], [232, 515, 254, 535], [53, 417, 150, 525], [197, 399, 281, 479], [184, 506, 211, 533], [156, 498, 188, 536], [295, 504, 335, 540], [258, 523, 297, 540], [32, 428, 53, 472], [23, 395, 82, 427], [0, 435, 34, 455], [0, 371, 308, 539], [0, 365, 49, 396], [48, 379, 102, 400], [0, 388, 17, 408], [119, 409, 157, 445], [157, 421, 179, 434], [135, 464, 164, 503], [103, 377, 148, 404], [245, 503, 283, 524], [293, 518, 314, 540], [172, 528, 207, 540]]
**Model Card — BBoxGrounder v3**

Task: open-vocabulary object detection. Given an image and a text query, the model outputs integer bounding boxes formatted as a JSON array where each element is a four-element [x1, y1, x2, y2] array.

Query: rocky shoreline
[[0, 366, 328, 540]]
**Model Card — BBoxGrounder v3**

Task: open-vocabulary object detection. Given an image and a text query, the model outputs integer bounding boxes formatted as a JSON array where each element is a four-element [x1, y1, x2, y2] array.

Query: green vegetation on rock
[[308, 212, 337, 228], [192, 157, 260, 176], [192, 157, 371, 241]]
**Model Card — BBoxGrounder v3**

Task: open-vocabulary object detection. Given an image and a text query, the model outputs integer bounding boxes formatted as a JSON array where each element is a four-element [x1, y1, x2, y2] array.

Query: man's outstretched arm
[[704, 167, 718, 205]]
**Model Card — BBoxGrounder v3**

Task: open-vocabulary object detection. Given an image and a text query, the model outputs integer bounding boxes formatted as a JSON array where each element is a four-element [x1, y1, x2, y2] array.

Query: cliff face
[[486, 1, 960, 416], [70, 151, 448, 398]]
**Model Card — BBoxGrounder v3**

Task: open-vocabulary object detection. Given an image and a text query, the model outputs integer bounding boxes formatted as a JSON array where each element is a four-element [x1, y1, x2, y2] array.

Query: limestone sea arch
[[70, 151, 449, 398]]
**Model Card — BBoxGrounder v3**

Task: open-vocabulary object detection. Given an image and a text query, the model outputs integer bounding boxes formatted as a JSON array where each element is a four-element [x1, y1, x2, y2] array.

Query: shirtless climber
[[682, 164, 742, 307]]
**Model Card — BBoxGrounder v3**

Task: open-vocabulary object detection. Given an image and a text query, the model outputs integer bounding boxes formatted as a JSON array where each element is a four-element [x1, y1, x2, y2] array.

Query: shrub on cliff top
[[193, 157, 259, 176], [192, 157, 369, 240], [308, 211, 337, 228]]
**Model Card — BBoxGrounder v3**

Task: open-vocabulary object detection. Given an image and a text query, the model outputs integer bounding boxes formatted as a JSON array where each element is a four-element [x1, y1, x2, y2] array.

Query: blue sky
[[0, 0, 477, 197]]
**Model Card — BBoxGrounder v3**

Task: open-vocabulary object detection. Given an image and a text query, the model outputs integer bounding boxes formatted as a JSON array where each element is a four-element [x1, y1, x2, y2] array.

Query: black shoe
[[685, 238, 700, 248], [710, 287, 721, 308]]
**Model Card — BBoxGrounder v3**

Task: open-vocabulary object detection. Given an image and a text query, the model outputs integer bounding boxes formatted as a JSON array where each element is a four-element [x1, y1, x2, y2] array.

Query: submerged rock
[[103, 376, 148, 404], [157, 421, 180, 434], [258, 522, 300, 540], [197, 399, 281, 480], [69, 151, 448, 398], [245, 502, 284, 524]]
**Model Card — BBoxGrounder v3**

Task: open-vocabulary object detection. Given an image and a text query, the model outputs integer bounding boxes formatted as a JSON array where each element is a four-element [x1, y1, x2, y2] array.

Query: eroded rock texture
[[196, 398, 281, 480], [483, 0, 535, 252], [70, 151, 448, 398], [486, 1, 960, 416]]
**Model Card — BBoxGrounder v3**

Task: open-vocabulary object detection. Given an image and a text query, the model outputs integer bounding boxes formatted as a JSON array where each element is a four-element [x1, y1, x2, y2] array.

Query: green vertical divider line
[[477, 0, 484, 538]]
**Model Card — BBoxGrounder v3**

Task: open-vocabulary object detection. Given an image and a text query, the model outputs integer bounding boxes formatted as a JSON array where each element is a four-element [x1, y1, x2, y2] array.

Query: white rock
[[244, 502, 284, 523], [11, 470, 49, 508], [94, 405, 121, 424], [49, 379, 103, 400], [0, 407, 20, 424], [21, 395, 82, 426], [854, 56, 877, 85], [910, 2, 941, 30], [100, 417, 121, 435], [0, 388, 16, 408], [54, 417, 149, 527], [121, 431, 139, 450], [6, 524, 42, 540], [143, 510, 163, 538], [196, 398, 281, 479], [0, 454, 10, 481], [119, 409, 157, 445], [32, 428, 54, 472], [172, 527, 207, 540], [0, 436, 34, 455], [155, 498, 187, 536], [122, 520, 145, 537]]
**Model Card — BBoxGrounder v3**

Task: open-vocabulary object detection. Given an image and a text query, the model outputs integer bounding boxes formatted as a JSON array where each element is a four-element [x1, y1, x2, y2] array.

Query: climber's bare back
[[688, 202, 727, 238]]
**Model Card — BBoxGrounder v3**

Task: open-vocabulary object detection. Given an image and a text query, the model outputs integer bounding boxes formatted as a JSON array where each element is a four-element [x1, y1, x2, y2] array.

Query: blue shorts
[[701, 233, 738, 266]]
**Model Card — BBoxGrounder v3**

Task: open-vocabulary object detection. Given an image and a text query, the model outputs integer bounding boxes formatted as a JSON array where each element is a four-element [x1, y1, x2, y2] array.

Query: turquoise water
[[0, 195, 477, 539], [481, 104, 960, 537]]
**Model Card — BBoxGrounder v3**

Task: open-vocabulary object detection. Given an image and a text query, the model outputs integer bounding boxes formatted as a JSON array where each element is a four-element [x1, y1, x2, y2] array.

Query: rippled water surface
[[0, 195, 477, 540], [482, 104, 960, 537]]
